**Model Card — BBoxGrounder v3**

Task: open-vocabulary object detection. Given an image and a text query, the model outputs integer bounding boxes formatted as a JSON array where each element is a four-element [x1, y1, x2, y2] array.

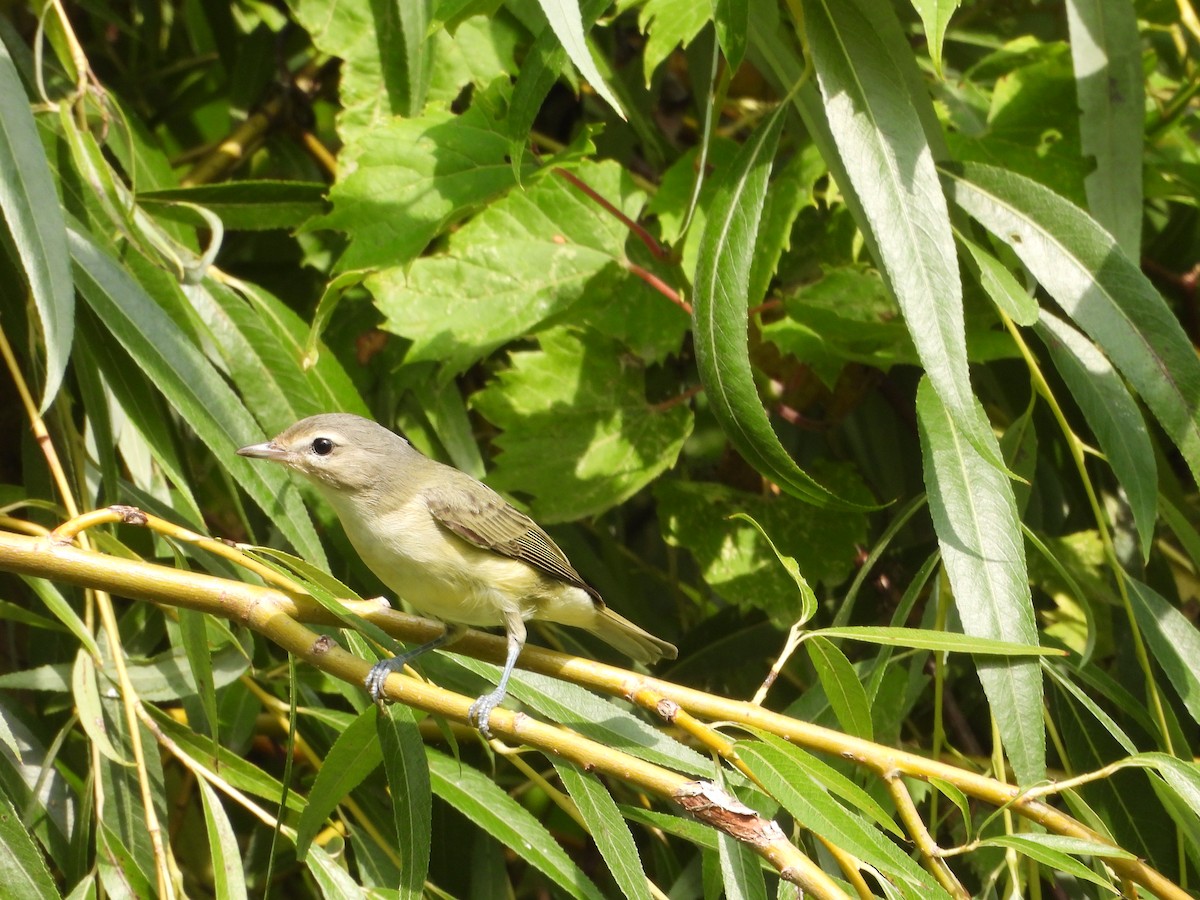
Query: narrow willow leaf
[[196, 779, 249, 900], [378, 704, 431, 900], [1127, 578, 1200, 728], [177, 609, 218, 739], [428, 748, 607, 900], [535, 0, 625, 119], [805, 636, 872, 740], [980, 834, 1122, 892], [304, 843, 362, 898], [916, 377, 1045, 785], [1065, 0, 1143, 257], [943, 161, 1200, 488], [71, 653, 129, 765], [810, 626, 1063, 656], [554, 762, 652, 900], [67, 229, 326, 566], [712, 0, 748, 71], [0, 42, 73, 410], [717, 832, 767, 900], [958, 235, 1038, 326], [295, 707, 383, 858], [0, 790, 58, 900], [910, 0, 960, 75], [693, 103, 862, 510], [803, 0, 1002, 472], [138, 181, 329, 231], [1034, 311, 1156, 560]]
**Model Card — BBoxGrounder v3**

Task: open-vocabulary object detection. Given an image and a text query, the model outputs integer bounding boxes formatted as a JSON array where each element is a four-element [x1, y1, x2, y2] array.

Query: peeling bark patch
[[108, 505, 148, 526], [675, 780, 786, 846]]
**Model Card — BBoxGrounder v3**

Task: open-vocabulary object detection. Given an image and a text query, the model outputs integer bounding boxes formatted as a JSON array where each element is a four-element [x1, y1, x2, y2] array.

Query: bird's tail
[[591, 607, 677, 664]]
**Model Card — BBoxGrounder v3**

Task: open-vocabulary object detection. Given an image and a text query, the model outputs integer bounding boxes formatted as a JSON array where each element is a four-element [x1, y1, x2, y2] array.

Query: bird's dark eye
[[311, 437, 334, 456]]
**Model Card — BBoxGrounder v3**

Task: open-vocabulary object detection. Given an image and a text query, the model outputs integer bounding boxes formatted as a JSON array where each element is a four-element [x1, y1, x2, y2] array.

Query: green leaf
[[554, 762, 652, 900], [717, 831, 767, 900], [0, 41, 73, 410], [378, 704, 432, 900], [427, 748, 606, 900], [979, 834, 1121, 892], [916, 377, 1045, 785], [0, 790, 58, 900], [287, 0, 433, 138], [318, 81, 527, 270], [1127, 578, 1200, 729], [472, 328, 693, 522], [197, 779, 249, 900], [803, 0, 1002, 473], [68, 230, 326, 566], [534, 0, 624, 118], [369, 161, 687, 373], [138, 182, 329, 231], [737, 739, 940, 893], [657, 477, 867, 626], [691, 103, 865, 509], [712, 0, 747, 71], [805, 636, 873, 740], [639, 0, 710, 83], [295, 706, 383, 858], [812, 626, 1065, 656], [909, 0, 960, 76], [728, 513, 817, 625], [1034, 311, 1157, 561], [958, 235, 1038, 326], [1065, 0, 1143, 257], [943, 161, 1200, 488]]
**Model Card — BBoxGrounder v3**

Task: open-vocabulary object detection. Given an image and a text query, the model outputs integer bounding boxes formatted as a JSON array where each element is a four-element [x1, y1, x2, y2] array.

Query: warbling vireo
[[238, 413, 677, 734]]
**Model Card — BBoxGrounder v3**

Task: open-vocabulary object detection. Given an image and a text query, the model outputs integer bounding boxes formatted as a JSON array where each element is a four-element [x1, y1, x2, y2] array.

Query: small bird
[[238, 413, 677, 735]]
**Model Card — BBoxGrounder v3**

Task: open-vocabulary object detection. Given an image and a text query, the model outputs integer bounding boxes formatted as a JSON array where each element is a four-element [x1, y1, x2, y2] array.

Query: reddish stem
[[553, 167, 668, 260], [627, 262, 692, 316]]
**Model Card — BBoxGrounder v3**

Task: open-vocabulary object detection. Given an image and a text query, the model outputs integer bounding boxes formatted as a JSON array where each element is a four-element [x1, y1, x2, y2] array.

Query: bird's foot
[[365, 657, 405, 707], [467, 688, 507, 739]]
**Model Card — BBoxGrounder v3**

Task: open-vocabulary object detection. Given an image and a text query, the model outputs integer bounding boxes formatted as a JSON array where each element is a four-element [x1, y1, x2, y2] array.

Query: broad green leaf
[[375, 705, 431, 900], [979, 834, 1122, 892], [916, 377, 1045, 785], [369, 161, 687, 373], [197, 779, 249, 900], [318, 81, 528, 270], [295, 706, 383, 858], [0, 41, 73, 410], [472, 328, 692, 522], [427, 748, 606, 900], [554, 762, 652, 900], [803, 0, 1002, 473], [287, 0, 433, 138], [1034, 311, 1156, 560], [813, 626, 1065, 656], [805, 636, 872, 740], [657, 477, 867, 626], [943, 161, 1200, 488], [67, 229, 326, 566], [1127, 578, 1200, 729], [717, 831, 767, 900], [639, 0, 710, 83], [910, 0, 960, 75], [534, 0, 624, 118], [0, 791, 57, 900], [138, 182, 329, 231], [729, 513, 817, 625], [1065, 0, 1143, 257], [737, 740, 940, 893], [692, 103, 864, 509]]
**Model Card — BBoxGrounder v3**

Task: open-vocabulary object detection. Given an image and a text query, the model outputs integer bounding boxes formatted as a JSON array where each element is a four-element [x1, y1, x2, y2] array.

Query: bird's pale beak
[[237, 441, 287, 461]]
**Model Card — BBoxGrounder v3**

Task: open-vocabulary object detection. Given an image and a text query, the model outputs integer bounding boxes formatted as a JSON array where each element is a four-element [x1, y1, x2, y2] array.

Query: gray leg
[[365, 623, 468, 704], [467, 613, 526, 738]]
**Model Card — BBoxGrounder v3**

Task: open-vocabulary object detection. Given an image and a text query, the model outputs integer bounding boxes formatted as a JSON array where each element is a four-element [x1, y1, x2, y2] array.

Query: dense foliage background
[[1, 0, 1199, 896]]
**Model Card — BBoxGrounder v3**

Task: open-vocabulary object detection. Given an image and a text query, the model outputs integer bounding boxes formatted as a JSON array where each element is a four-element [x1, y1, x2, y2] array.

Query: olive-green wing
[[424, 483, 602, 603]]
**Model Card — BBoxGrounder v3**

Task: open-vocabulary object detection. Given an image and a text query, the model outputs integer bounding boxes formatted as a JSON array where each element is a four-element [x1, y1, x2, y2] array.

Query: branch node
[[108, 504, 148, 526]]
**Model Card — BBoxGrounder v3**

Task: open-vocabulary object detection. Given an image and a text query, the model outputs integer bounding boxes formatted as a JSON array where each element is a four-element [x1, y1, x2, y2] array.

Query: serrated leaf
[[692, 103, 865, 509], [0, 42, 73, 410], [803, 0, 1003, 473], [534, 0, 624, 118], [369, 161, 687, 373], [67, 230, 326, 566], [943, 161, 1200, 488], [1127, 578, 1200, 729], [639, 0, 710, 83], [1034, 311, 1156, 561], [378, 704, 431, 900], [295, 706, 383, 858], [428, 748, 606, 900], [472, 328, 692, 522], [1065, 0, 1143, 257], [554, 762, 652, 900], [916, 377, 1045, 785]]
